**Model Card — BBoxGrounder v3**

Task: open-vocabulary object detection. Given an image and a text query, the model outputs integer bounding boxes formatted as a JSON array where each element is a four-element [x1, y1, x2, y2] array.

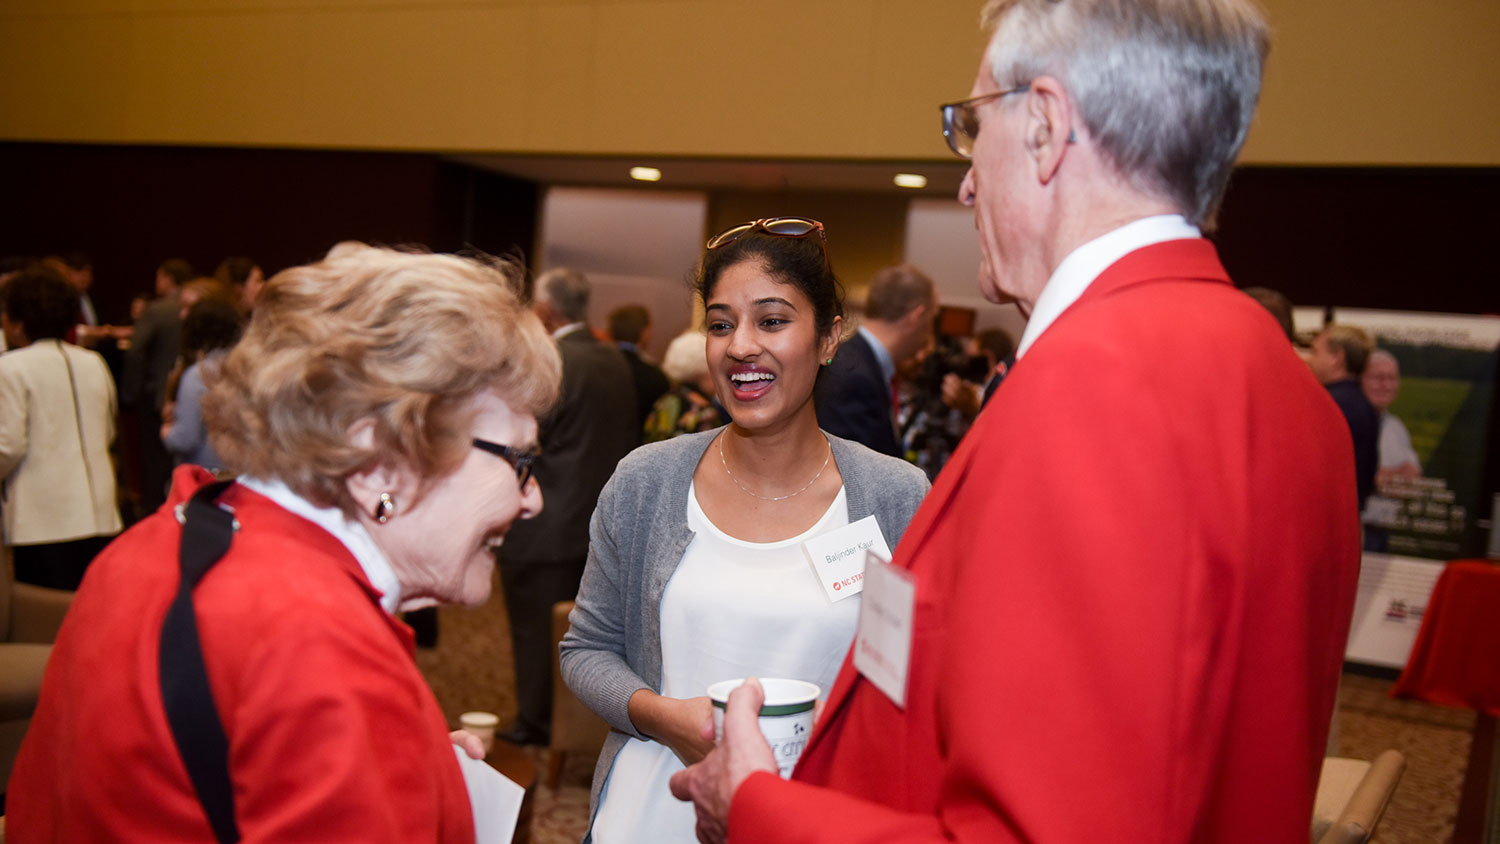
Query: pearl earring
[[373, 492, 397, 523]]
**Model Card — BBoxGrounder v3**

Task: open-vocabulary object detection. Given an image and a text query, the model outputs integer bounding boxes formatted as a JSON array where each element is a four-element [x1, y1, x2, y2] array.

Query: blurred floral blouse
[[643, 384, 724, 443]]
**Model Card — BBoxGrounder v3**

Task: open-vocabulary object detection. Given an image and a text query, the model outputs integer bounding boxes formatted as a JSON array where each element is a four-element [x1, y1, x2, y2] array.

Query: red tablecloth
[[1392, 560, 1500, 715]]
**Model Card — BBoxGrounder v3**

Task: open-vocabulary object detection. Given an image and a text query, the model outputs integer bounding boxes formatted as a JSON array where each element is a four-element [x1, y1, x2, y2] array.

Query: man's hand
[[74, 324, 111, 348], [669, 677, 777, 844], [449, 729, 486, 760]]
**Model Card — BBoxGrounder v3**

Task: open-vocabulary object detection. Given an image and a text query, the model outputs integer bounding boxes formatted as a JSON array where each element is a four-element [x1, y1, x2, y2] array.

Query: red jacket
[[8, 466, 474, 843], [731, 240, 1360, 843]]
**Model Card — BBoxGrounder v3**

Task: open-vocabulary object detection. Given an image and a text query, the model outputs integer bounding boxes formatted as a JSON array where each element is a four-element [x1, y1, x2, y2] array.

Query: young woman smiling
[[561, 218, 931, 843]]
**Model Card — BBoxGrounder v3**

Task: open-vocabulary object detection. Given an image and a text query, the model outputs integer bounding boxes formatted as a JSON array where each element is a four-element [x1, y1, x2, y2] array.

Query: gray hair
[[982, 0, 1270, 229], [1368, 348, 1399, 371], [661, 330, 709, 384], [865, 264, 937, 322], [534, 266, 591, 324]]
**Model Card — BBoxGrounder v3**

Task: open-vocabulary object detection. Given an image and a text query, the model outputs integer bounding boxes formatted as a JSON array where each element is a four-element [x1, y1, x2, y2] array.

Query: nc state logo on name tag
[[801, 515, 891, 603], [853, 550, 915, 709]]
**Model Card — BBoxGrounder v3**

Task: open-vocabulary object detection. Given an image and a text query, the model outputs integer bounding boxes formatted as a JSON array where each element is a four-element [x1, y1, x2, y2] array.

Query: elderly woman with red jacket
[[8, 244, 560, 842]]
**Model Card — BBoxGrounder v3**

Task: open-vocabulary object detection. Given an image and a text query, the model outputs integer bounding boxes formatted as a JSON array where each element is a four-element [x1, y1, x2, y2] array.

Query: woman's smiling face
[[704, 258, 840, 433]]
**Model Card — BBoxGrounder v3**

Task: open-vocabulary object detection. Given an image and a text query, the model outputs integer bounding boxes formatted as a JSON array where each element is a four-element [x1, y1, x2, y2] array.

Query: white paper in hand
[[452, 745, 525, 843]]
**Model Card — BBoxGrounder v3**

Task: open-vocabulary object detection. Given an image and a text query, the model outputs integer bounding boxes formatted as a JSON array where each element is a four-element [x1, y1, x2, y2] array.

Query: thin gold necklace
[[718, 431, 831, 502]]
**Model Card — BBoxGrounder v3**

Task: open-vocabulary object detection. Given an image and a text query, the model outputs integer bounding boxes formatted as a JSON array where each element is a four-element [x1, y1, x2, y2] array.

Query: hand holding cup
[[707, 677, 819, 778], [669, 678, 778, 844]]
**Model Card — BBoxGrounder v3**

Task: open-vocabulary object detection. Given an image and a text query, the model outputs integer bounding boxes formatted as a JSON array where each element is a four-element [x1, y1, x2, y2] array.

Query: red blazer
[[8, 466, 474, 844], [731, 239, 1360, 843]]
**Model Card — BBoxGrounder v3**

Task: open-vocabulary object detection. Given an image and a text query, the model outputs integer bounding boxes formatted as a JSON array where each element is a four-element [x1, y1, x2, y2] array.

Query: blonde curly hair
[[203, 243, 560, 514]]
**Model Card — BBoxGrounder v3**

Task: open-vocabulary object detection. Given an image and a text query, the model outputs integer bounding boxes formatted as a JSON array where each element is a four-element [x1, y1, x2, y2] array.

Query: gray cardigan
[[559, 428, 931, 816]]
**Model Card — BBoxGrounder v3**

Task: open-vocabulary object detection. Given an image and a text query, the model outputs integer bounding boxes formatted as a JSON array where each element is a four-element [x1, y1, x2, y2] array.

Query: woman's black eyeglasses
[[472, 438, 539, 488]]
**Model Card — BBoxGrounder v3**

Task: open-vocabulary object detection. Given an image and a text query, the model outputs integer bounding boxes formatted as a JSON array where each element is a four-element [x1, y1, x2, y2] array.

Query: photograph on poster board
[[1333, 308, 1498, 561]]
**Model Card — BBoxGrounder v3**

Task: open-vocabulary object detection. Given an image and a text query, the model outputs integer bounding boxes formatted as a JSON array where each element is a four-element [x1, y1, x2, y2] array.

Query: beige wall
[[1, 0, 1495, 165]]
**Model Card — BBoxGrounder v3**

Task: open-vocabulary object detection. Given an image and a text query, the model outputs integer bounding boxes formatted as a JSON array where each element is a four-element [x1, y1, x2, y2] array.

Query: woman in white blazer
[[0, 267, 122, 589]]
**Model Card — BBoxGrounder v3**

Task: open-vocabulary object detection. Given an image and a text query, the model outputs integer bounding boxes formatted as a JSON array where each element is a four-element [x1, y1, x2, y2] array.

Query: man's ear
[[531, 298, 557, 332], [1024, 75, 1075, 184]]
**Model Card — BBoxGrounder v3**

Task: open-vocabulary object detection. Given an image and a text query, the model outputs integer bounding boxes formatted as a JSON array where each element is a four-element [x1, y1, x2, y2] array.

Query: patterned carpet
[[417, 571, 1477, 843], [413, 575, 593, 844], [1337, 672, 1474, 843]]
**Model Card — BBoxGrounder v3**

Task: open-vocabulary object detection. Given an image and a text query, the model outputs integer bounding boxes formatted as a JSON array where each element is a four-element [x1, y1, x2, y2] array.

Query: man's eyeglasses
[[472, 438, 539, 488], [938, 84, 1031, 159]]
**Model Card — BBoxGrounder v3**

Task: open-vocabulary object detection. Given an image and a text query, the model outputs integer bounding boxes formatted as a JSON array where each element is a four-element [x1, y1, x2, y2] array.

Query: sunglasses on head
[[705, 216, 825, 248], [706, 217, 831, 271]]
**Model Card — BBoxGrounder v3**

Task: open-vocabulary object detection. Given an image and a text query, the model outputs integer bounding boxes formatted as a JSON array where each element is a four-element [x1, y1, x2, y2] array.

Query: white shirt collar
[[857, 324, 897, 383], [1014, 214, 1201, 360], [236, 476, 404, 615], [552, 322, 586, 340]]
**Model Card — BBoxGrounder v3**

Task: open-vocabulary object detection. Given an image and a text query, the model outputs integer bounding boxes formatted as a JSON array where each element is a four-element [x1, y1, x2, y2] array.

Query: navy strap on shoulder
[[159, 478, 241, 844]]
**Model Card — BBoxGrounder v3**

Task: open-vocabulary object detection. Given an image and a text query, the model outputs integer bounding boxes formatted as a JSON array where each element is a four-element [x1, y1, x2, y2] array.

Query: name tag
[[853, 551, 915, 709], [801, 515, 891, 603]]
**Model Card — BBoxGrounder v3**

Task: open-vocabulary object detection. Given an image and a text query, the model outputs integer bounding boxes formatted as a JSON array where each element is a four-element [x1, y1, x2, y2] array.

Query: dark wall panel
[[0, 143, 538, 325], [1213, 167, 1500, 315]]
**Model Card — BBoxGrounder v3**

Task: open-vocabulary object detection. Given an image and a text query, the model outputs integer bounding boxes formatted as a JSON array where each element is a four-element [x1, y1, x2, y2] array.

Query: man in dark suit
[[607, 303, 671, 440], [1309, 322, 1380, 509], [123, 258, 193, 516], [814, 264, 937, 457], [496, 267, 637, 746]]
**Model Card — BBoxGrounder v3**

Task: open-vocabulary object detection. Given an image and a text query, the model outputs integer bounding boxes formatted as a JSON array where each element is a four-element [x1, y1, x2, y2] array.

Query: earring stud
[[373, 492, 397, 523]]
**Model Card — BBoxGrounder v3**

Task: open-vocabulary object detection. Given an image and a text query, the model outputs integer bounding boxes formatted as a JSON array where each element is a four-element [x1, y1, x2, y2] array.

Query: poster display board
[[1295, 308, 1500, 667], [1344, 553, 1445, 669], [1338, 308, 1499, 561]]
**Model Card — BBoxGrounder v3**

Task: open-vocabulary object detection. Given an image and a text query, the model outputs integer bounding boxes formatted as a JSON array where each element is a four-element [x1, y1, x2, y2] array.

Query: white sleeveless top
[[591, 481, 858, 843]]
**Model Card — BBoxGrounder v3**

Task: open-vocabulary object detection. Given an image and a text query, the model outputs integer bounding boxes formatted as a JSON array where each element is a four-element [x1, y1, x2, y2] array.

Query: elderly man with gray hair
[[495, 266, 637, 747], [671, 2, 1361, 842]]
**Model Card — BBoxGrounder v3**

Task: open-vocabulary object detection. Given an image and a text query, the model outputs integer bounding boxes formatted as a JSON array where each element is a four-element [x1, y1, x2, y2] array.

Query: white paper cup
[[459, 711, 499, 756], [708, 678, 819, 778]]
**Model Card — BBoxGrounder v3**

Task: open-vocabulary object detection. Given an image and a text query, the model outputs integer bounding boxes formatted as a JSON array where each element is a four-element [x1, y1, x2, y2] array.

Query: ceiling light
[[630, 166, 662, 182], [893, 173, 928, 189]]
